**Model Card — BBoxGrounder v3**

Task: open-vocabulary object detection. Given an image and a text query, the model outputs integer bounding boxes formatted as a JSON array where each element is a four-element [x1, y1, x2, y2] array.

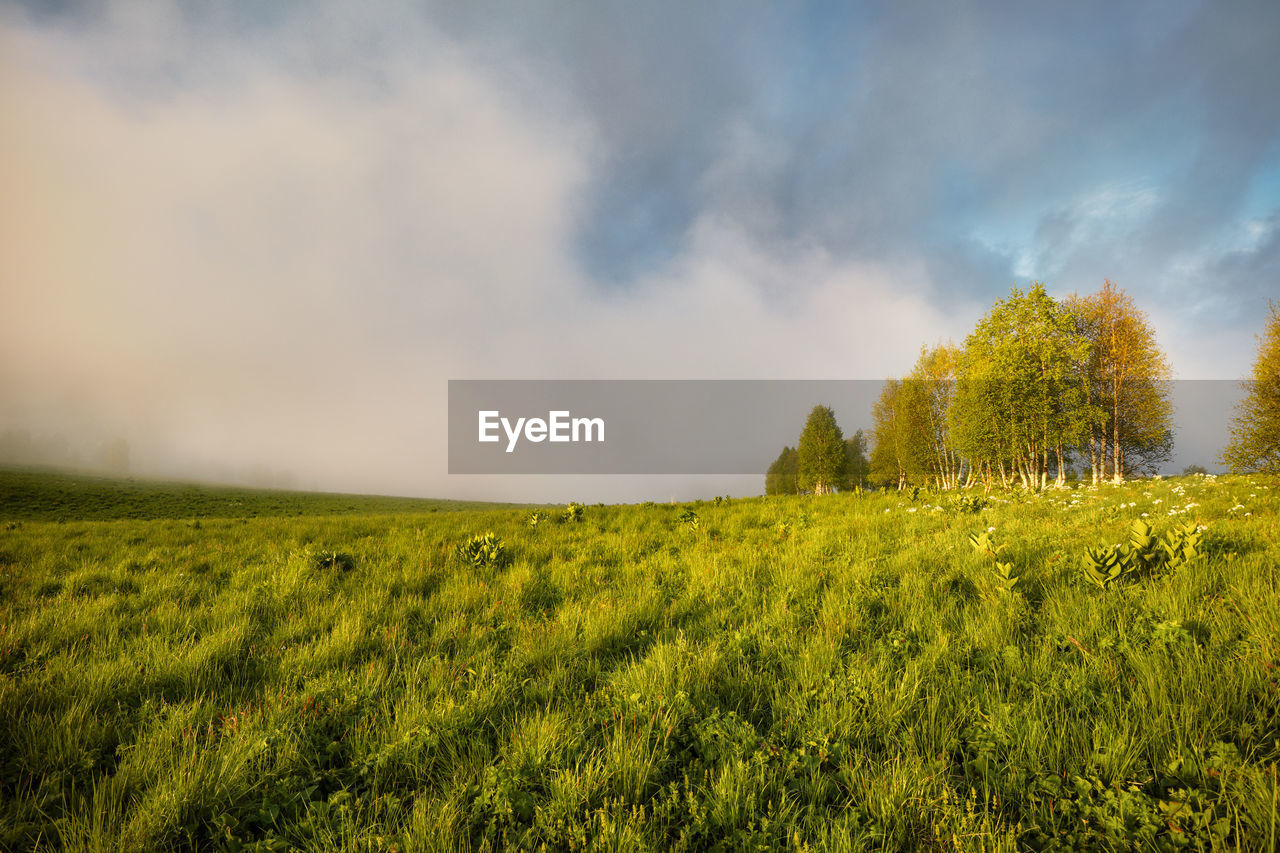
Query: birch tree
[[1065, 281, 1173, 482], [950, 284, 1090, 489]]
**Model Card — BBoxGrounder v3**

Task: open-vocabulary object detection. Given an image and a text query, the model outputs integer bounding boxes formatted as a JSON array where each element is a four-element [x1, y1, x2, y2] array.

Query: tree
[[869, 380, 906, 489], [949, 284, 1091, 490], [1222, 301, 1280, 473], [907, 343, 964, 489], [843, 429, 870, 491], [765, 446, 800, 495], [797, 405, 846, 495], [1065, 280, 1173, 483], [867, 379, 924, 489]]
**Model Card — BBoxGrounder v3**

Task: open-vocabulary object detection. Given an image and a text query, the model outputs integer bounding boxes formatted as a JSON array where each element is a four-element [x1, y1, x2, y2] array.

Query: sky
[[2, 1, 1278, 501]]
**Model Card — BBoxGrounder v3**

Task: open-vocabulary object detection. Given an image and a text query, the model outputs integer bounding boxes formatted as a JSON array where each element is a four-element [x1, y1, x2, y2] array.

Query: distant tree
[[1181, 464, 1209, 476], [1065, 280, 1173, 483], [797, 405, 846, 495], [765, 446, 800, 495], [1222, 302, 1280, 473], [782, 446, 800, 493], [843, 429, 870, 491]]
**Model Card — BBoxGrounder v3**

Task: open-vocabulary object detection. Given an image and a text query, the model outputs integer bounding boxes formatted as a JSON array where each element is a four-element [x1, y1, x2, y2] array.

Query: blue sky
[[1, 1, 1277, 499]]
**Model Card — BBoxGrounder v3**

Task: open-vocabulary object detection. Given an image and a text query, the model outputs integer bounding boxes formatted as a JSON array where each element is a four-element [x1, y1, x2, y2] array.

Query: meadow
[[1, 470, 1277, 851], [0, 468, 517, 523]]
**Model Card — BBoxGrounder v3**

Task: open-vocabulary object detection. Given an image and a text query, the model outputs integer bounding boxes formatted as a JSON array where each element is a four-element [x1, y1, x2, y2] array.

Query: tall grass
[[1, 474, 1277, 850]]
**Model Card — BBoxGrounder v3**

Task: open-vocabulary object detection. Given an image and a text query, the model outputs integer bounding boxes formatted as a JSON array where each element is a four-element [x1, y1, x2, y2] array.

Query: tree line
[[767, 280, 1179, 493]]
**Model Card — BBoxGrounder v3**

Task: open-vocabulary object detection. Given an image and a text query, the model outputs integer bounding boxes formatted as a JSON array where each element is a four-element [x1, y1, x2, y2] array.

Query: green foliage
[[776, 511, 810, 539], [1081, 520, 1205, 588], [1080, 544, 1134, 589], [869, 378, 927, 490], [1223, 301, 1280, 473], [797, 405, 846, 495], [843, 429, 870, 491], [991, 559, 1020, 589], [525, 511, 545, 527], [1161, 521, 1204, 565], [1068, 280, 1174, 483], [906, 344, 964, 489], [968, 529, 1018, 588], [967, 529, 1005, 559], [561, 502, 584, 523], [675, 507, 700, 530], [951, 283, 1092, 490], [456, 532, 507, 567], [950, 493, 990, 513], [764, 446, 799, 495]]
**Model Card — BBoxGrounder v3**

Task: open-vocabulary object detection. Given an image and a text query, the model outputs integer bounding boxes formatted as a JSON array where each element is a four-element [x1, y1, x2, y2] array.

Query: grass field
[[1, 471, 1278, 851], [0, 468, 522, 522]]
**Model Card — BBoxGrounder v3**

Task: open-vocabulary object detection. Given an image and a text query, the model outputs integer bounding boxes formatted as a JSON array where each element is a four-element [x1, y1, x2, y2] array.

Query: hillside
[[1, 474, 1277, 849], [0, 467, 523, 522]]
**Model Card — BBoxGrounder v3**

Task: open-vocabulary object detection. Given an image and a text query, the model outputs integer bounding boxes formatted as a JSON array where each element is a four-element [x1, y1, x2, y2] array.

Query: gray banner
[[447, 379, 1244, 475], [449, 380, 884, 474]]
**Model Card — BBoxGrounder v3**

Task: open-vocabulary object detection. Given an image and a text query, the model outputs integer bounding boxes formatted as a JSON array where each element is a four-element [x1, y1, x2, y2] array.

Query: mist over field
[[2, 1, 1278, 501]]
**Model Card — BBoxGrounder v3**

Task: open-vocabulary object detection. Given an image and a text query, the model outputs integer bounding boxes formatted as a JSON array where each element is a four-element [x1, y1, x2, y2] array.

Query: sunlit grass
[[1, 473, 1278, 850]]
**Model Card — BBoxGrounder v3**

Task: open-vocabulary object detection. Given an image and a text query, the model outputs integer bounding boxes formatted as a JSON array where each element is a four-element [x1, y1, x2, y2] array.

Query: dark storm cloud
[[408, 0, 1280, 336]]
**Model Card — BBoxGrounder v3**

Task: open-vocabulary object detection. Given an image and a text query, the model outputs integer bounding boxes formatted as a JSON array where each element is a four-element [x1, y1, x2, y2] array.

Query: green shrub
[[456, 532, 507, 568], [1080, 520, 1205, 589], [969, 529, 1018, 588], [951, 493, 990, 513]]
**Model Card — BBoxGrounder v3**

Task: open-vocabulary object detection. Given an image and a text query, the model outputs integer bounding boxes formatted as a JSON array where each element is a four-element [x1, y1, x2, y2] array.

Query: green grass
[[0, 467, 522, 522], [1, 473, 1278, 850]]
